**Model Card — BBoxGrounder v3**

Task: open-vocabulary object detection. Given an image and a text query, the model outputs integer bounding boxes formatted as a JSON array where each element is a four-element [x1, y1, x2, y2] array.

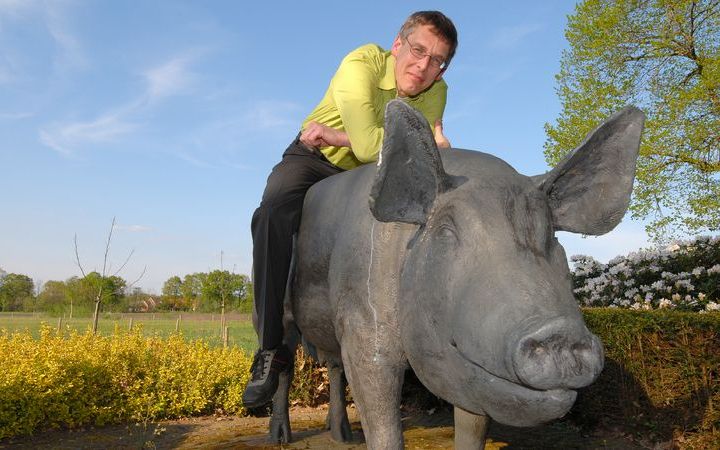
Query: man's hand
[[300, 121, 351, 148], [434, 119, 451, 149]]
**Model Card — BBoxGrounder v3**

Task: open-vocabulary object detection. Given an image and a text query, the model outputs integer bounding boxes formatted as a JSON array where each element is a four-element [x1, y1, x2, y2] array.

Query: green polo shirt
[[301, 44, 448, 170]]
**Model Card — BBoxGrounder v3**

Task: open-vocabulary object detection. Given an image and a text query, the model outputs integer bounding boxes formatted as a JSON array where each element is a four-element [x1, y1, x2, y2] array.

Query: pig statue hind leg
[[268, 324, 299, 444], [318, 350, 353, 442]]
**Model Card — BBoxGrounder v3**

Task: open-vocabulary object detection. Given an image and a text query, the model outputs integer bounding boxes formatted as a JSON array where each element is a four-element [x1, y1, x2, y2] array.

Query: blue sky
[[0, 0, 651, 293]]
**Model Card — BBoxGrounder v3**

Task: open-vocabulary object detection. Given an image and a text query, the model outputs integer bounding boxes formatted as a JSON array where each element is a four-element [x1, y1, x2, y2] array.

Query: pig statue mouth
[[449, 340, 577, 426]]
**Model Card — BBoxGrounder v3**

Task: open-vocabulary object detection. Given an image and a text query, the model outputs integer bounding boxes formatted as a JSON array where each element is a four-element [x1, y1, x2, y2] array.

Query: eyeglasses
[[403, 36, 448, 70]]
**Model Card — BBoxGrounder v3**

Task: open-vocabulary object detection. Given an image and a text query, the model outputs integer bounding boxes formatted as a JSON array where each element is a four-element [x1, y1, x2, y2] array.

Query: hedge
[[1, 310, 717, 448]]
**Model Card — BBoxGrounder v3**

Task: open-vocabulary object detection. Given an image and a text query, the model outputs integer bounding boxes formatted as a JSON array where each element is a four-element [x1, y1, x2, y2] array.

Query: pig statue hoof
[[269, 412, 291, 444], [326, 409, 353, 442]]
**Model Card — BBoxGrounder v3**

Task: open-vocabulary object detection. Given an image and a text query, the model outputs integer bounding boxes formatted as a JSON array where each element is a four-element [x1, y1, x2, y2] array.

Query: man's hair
[[399, 11, 458, 66]]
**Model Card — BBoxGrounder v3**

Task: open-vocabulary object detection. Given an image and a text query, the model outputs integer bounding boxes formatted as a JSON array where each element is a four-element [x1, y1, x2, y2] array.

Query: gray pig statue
[[262, 99, 645, 449]]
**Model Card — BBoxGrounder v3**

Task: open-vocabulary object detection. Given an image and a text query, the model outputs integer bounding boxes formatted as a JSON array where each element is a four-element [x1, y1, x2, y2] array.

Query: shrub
[[571, 235, 720, 311], [0, 325, 251, 439], [577, 309, 720, 447]]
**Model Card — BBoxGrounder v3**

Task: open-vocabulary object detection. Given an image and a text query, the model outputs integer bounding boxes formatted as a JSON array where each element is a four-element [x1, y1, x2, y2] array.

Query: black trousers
[[251, 136, 344, 350]]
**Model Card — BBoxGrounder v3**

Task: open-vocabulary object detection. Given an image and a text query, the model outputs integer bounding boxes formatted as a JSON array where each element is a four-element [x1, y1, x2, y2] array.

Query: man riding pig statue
[[253, 98, 645, 449]]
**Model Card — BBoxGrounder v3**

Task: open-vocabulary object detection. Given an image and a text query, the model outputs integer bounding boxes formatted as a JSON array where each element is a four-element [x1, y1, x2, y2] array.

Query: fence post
[[176, 314, 181, 333], [129, 317, 134, 331], [57, 316, 63, 333], [223, 326, 229, 348]]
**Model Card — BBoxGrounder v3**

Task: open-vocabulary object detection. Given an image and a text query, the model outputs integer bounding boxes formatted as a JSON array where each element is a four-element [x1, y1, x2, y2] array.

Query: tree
[[37, 280, 68, 313], [160, 275, 189, 311], [181, 273, 206, 311], [82, 272, 127, 310], [544, 0, 720, 242], [202, 270, 250, 312], [162, 276, 183, 298], [0, 273, 34, 311]]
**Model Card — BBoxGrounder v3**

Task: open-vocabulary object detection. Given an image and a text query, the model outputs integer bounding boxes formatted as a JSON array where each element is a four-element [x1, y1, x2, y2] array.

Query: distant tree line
[[160, 271, 253, 313], [0, 267, 253, 315]]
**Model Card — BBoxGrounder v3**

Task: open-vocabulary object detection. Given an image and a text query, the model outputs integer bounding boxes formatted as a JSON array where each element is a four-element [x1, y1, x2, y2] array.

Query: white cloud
[[0, 111, 32, 119], [487, 24, 543, 50], [116, 224, 153, 233], [0, 0, 35, 18], [40, 111, 138, 156], [39, 53, 200, 156], [43, 2, 87, 72], [242, 100, 301, 130], [143, 56, 195, 101], [0, 0, 86, 72], [164, 99, 302, 167], [176, 152, 216, 169]]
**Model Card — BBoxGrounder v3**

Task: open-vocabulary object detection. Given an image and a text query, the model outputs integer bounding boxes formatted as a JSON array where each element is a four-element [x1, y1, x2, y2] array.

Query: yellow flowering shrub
[[0, 325, 251, 439]]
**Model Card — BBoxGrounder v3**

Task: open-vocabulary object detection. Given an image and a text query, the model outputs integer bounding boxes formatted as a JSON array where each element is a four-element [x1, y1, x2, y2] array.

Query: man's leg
[[243, 139, 342, 407]]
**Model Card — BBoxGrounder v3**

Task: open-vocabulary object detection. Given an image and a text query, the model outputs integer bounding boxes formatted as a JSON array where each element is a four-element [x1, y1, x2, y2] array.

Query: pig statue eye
[[433, 216, 458, 245]]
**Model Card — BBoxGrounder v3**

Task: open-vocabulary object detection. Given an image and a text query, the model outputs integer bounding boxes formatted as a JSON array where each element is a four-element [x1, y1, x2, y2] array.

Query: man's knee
[[252, 201, 303, 236]]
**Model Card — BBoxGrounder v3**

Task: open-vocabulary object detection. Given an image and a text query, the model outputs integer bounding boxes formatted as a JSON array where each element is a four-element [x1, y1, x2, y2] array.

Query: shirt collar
[[379, 52, 396, 91]]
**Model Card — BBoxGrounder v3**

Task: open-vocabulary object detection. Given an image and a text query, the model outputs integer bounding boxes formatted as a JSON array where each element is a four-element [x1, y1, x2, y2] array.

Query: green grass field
[[0, 312, 258, 352]]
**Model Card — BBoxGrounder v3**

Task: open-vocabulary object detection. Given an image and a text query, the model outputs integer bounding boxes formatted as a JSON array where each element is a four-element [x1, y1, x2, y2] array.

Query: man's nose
[[415, 54, 431, 71]]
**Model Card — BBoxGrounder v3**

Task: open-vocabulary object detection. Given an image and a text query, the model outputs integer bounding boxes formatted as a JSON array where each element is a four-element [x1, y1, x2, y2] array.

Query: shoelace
[[250, 350, 272, 380]]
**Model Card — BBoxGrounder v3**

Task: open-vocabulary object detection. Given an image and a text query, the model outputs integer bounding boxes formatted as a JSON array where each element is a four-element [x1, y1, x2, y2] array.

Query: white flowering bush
[[571, 236, 720, 312]]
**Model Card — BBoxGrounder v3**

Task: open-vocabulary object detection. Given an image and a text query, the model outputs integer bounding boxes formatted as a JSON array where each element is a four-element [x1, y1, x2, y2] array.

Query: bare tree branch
[[101, 217, 116, 278], [113, 248, 136, 277], [126, 265, 147, 291], [74, 234, 87, 278]]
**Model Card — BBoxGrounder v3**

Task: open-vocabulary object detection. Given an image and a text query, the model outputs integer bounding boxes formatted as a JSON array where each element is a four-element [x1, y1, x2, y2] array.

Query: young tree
[[75, 217, 145, 333], [545, 0, 719, 241]]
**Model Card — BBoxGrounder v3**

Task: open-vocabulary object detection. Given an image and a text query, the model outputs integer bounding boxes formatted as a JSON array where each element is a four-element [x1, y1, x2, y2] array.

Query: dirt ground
[[0, 405, 664, 450]]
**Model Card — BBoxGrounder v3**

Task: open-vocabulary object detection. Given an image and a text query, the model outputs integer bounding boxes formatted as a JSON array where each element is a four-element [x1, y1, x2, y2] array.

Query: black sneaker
[[242, 345, 291, 408]]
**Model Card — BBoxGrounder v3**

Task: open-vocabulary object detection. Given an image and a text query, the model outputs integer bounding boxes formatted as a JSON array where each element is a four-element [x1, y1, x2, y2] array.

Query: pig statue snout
[[511, 317, 604, 391]]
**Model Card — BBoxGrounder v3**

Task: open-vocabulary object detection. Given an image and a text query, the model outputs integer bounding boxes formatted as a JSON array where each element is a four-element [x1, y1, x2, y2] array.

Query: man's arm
[[300, 49, 385, 162], [434, 119, 451, 148], [300, 121, 350, 148]]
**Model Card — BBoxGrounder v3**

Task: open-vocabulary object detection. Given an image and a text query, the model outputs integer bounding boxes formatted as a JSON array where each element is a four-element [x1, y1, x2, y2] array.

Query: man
[[243, 10, 458, 408]]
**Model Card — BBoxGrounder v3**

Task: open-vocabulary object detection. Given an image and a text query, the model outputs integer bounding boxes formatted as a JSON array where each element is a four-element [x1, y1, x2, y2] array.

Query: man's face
[[391, 24, 450, 98]]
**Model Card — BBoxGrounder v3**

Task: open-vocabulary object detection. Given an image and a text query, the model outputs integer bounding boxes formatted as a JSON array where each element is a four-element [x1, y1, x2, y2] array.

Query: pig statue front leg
[[341, 337, 406, 449], [454, 406, 490, 450]]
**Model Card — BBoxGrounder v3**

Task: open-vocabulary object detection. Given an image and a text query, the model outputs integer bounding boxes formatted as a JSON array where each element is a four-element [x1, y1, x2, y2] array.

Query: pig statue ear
[[535, 106, 645, 235], [369, 99, 462, 225]]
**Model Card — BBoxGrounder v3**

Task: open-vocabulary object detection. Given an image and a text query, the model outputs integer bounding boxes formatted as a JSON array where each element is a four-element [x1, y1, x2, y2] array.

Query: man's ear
[[391, 34, 402, 57], [434, 68, 446, 81]]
